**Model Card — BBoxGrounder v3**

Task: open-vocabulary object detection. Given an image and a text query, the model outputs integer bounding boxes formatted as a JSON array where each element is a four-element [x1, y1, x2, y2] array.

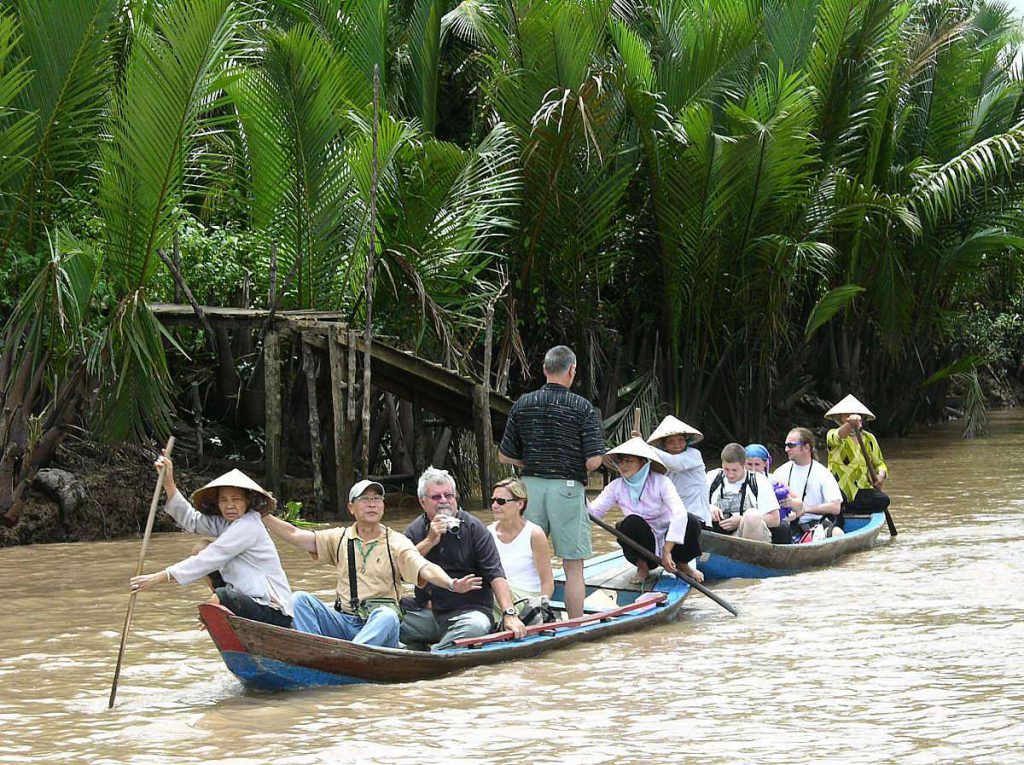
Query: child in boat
[[129, 453, 293, 627], [706, 443, 781, 541], [588, 437, 704, 583], [745, 443, 795, 544], [645, 416, 710, 525]]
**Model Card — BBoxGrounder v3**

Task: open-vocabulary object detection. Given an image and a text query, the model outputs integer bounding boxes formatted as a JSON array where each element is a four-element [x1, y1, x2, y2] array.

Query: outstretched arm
[[262, 513, 317, 553], [417, 562, 483, 593]]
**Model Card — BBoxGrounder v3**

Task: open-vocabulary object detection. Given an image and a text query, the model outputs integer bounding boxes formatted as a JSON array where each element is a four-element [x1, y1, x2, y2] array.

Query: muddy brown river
[[2, 412, 1023, 764]]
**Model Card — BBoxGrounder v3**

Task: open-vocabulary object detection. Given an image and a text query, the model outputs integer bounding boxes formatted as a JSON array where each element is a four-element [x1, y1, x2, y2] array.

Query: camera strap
[[347, 537, 359, 612]]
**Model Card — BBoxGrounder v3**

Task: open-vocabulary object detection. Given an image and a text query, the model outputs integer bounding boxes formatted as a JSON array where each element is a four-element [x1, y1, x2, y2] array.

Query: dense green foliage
[[2, 0, 1024, 464]]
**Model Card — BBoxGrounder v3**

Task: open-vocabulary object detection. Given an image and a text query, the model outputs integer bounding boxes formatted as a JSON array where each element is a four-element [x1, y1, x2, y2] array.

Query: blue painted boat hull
[[200, 551, 690, 691]]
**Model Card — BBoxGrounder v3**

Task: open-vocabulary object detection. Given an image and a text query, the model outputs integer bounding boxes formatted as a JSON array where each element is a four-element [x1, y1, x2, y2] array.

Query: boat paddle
[[108, 436, 175, 708], [851, 427, 897, 537], [588, 512, 739, 617]]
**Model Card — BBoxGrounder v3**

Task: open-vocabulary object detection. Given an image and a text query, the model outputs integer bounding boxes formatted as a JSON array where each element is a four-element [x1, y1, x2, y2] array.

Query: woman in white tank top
[[487, 477, 554, 600]]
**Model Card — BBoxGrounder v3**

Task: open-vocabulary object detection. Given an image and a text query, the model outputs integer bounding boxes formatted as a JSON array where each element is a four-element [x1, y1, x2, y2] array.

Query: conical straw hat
[[190, 469, 277, 515], [824, 394, 875, 423], [647, 415, 704, 446], [604, 437, 666, 474]]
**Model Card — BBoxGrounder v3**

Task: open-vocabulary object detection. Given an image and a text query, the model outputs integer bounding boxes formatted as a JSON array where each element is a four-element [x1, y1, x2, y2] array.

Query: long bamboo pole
[[361, 65, 381, 476], [108, 436, 175, 708]]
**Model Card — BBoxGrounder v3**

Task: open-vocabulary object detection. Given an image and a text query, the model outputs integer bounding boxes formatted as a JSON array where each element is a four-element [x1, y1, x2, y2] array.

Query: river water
[[2, 412, 1023, 765]]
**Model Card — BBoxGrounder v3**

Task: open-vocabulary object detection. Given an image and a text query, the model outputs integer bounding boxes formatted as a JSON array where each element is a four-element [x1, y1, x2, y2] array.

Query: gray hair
[[417, 466, 458, 498], [543, 345, 576, 376]]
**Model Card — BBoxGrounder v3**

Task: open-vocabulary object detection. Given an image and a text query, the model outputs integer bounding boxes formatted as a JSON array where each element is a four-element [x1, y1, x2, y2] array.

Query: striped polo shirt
[[499, 383, 606, 483]]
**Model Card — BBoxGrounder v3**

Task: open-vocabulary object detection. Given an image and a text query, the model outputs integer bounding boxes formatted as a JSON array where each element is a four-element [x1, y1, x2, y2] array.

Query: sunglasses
[[490, 496, 521, 505], [426, 491, 456, 502], [784, 442, 805, 449]]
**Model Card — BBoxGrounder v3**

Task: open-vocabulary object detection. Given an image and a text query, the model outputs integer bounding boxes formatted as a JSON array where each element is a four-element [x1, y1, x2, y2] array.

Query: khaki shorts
[[522, 476, 592, 560]]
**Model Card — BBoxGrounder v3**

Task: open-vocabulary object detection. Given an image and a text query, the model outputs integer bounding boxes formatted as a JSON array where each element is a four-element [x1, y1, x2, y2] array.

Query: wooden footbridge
[[151, 303, 512, 509]]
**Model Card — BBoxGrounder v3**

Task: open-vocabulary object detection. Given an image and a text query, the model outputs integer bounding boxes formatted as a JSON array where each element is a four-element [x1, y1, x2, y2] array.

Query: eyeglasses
[[355, 495, 384, 505], [784, 442, 804, 449], [490, 497, 521, 505], [426, 491, 456, 502]]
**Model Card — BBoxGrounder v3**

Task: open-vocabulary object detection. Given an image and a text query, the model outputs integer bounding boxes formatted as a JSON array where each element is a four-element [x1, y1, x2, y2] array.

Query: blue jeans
[[291, 592, 400, 647]]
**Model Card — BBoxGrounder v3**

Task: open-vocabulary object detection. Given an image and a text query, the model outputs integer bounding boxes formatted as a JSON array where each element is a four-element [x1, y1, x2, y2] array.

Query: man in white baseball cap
[[262, 479, 482, 647]]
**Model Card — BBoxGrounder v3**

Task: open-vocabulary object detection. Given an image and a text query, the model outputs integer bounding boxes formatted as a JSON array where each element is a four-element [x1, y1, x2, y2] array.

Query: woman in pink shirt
[[588, 438, 704, 583]]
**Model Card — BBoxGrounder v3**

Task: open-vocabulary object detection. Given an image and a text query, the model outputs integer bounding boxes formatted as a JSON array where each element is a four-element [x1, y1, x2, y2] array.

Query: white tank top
[[487, 519, 543, 594]]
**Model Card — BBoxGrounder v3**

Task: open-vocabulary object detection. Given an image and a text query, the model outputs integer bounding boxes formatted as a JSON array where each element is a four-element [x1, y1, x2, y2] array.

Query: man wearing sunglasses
[[401, 467, 527, 650], [771, 427, 844, 540]]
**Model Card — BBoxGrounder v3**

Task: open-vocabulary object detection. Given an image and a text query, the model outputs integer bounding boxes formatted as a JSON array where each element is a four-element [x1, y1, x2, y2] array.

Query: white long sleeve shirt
[[650, 446, 711, 524], [164, 491, 293, 616]]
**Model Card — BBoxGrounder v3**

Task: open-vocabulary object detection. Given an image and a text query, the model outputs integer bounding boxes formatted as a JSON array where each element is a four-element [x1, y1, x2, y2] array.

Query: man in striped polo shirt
[[498, 346, 605, 619]]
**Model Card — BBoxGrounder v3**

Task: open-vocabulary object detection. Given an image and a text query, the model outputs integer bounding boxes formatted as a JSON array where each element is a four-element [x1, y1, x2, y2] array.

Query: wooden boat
[[696, 512, 887, 580], [199, 551, 690, 691]]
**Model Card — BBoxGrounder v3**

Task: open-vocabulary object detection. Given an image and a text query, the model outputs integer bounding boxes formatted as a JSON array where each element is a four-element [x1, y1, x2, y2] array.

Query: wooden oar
[[851, 427, 897, 537], [588, 513, 739, 616], [453, 592, 668, 648], [108, 436, 174, 709]]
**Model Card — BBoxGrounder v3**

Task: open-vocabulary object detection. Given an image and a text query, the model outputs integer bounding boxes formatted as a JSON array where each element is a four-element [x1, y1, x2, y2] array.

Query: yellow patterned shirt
[[826, 428, 888, 499]]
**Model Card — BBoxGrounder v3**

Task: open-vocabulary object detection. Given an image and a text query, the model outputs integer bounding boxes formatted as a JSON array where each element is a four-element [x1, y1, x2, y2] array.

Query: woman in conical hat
[[588, 437, 705, 584], [129, 452, 293, 627], [646, 415, 710, 525], [824, 394, 890, 516]]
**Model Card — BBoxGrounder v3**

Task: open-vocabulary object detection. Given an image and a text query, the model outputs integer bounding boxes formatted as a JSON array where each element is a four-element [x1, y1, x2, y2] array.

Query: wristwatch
[[502, 607, 518, 618], [447, 580, 456, 592]]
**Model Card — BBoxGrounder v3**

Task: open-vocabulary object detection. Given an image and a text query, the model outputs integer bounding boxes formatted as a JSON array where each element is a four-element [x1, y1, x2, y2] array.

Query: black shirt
[[403, 509, 505, 623], [499, 383, 606, 483]]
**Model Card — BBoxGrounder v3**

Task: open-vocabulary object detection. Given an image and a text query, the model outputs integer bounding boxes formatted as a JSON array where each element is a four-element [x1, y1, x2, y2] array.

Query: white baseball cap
[[348, 479, 386, 502]]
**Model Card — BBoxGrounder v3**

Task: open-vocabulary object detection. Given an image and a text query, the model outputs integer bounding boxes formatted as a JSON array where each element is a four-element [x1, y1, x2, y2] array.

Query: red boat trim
[[453, 592, 668, 649], [199, 603, 249, 653]]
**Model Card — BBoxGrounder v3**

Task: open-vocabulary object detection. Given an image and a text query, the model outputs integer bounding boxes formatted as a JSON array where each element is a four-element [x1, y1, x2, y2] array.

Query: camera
[[444, 514, 461, 533]]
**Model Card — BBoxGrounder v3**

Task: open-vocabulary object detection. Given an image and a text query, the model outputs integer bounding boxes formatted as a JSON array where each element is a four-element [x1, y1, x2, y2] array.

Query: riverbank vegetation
[[2, 0, 1024, 529]]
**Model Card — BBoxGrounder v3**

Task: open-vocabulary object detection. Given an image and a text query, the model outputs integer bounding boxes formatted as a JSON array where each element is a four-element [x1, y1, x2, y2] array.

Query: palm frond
[[98, 0, 241, 291], [0, 9, 33, 196], [2, 0, 117, 253], [405, 0, 443, 133], [804, 283, 865, 340], [909, 121, 1024, 228]]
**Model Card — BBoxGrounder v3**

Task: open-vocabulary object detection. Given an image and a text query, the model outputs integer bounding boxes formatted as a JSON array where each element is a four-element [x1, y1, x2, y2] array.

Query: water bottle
[[773, 480, 792, 521]]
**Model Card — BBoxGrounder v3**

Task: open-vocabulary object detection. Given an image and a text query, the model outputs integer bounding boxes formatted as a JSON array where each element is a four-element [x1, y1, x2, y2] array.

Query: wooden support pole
[[477, 304, 496, 503], [328, 326, 353, 511], [268, 241, 278, 307], [472, 384, 492, 508], [191, 381, 203, 463], [361, 64, 381, 477], [264, 330, 282, 498], [156, 247, 218, 356], [347, 329, 357, 423], [172, 232, 182, 304], [302, 341, 326, 514]]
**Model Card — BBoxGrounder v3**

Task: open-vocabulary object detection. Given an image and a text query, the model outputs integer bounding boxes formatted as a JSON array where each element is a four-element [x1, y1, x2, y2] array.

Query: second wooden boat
[[696, 512, 887, 580]]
